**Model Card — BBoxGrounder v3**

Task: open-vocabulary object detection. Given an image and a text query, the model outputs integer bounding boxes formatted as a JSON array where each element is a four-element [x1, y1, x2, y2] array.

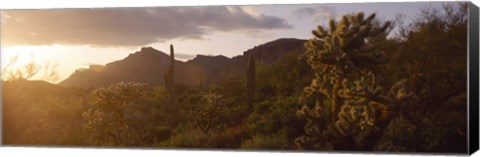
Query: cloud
[[1, 6, 291, 47], [175, 53, 196, 60], [294, 6, 335, 22], [227, 6, 262, 17], [243, 30, 274, 39]]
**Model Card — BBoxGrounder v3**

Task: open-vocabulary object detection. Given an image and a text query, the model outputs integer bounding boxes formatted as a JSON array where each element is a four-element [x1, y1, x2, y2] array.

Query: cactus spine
[[246, 53, 255, 105]]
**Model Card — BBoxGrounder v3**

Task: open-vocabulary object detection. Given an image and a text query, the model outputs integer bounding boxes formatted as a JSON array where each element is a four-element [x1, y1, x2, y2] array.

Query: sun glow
[[1, 46, 51, 81], [1, 45, 135, 84]]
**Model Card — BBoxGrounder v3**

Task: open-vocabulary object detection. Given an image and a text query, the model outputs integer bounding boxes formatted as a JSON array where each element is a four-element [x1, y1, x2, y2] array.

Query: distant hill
[[58, 38, 307, 88], [4, 79, 69, 98]]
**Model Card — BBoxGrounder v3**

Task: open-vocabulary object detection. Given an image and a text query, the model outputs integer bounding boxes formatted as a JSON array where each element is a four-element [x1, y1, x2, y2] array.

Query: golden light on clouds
[[0, 2, 449, 84]]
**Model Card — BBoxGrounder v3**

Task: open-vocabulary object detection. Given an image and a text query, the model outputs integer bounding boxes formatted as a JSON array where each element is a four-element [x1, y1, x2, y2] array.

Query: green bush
[[241, 128, 290, 150]]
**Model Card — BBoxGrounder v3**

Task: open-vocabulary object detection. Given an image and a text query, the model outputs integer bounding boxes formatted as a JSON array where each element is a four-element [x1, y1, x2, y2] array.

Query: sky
[[0, 1, 454, 83]]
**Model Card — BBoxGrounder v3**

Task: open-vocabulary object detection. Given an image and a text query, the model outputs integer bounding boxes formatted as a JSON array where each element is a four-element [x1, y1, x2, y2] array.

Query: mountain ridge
[[58, 38, 307, 88]]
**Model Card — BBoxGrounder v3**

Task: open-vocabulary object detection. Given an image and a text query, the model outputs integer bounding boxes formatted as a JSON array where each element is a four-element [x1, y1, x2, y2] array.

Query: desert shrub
[[82, 82, 157, 147], [241, 127, 290, 150]]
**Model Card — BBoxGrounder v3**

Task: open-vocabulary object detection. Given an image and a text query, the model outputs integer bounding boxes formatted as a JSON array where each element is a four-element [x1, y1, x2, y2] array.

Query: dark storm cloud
[[1, 6, 291, 47], [294, 6, 336, 22]]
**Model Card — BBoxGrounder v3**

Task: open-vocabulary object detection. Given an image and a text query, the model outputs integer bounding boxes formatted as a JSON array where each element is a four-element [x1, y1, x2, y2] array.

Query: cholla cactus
[[334, 103, 377, 147], [305, 12, 391, 117], [305, 12, 390, 71], [82, 82, 156, 146], [194, 91, 224, 134], [295, 12, 418, 150]]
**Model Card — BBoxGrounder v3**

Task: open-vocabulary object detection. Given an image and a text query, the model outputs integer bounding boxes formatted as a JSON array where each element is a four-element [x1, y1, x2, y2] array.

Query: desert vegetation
[[2, 3, 468, 153]]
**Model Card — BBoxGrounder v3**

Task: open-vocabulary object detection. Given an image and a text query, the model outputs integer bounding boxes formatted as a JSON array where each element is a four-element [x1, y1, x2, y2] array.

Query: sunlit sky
[[0, 2, 452, 83]]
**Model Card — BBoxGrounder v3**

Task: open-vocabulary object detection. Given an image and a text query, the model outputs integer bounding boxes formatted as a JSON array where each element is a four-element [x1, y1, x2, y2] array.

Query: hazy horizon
[[1, 2, 450, 83]]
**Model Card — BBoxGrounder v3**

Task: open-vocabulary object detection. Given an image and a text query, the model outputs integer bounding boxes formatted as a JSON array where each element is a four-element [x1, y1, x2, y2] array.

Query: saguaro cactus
[[246, 53, 255, 105], [164, 44, 176, 105], [164, 44, 175, 92]]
